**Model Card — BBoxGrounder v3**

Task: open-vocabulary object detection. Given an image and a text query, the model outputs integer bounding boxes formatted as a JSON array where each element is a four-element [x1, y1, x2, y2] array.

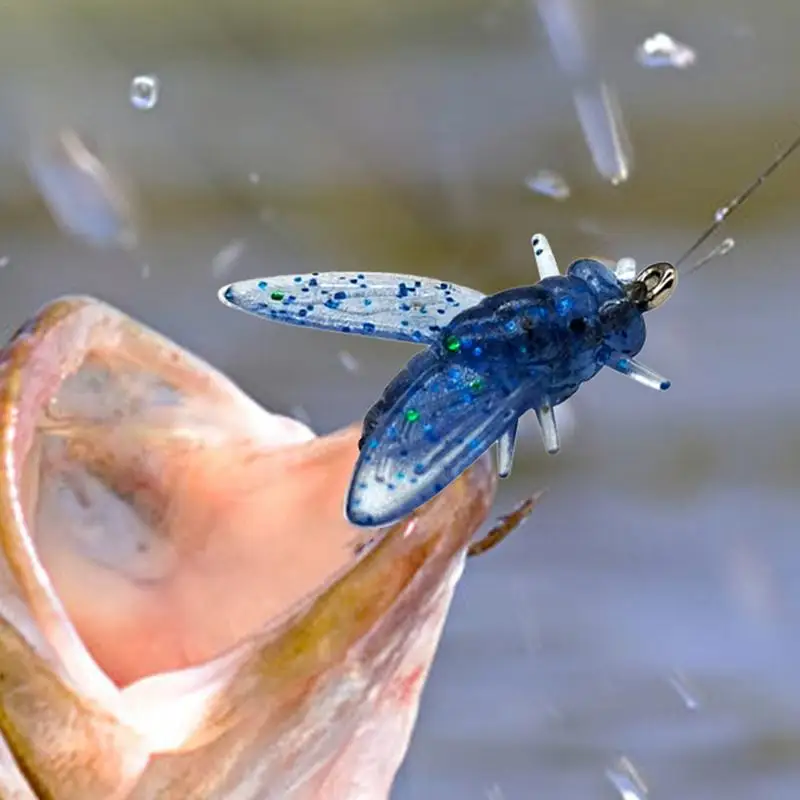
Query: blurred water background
[[2, 1, 800, 797]]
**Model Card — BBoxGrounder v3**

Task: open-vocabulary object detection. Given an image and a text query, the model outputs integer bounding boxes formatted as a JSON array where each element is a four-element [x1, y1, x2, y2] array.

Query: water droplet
[[28, 129, 137, 249], [573, 83, 632, 185], [248, 172, 261, 184], [211, 239, 245, 278], [337, 350, 361, 374], [0, 256, 9, 269], [130, 75, 160, 110], [141, 263, 151, 279], [668, 670, 700, 711], [689, 237, 735, 272], [525, 169, 571, 201], [714, 206, 729, 223], [713, 237, 735, 257], [606, 756, 648, 799], [636, 33, 696, 70]]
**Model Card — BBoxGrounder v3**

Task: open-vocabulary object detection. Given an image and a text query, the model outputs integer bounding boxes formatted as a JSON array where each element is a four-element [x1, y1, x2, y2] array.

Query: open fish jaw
[[0, 297, 495, 799]]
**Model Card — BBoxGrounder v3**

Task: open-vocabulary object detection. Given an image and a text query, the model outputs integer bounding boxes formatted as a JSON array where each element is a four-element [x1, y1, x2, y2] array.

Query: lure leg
[[608, 357, 671, 391], [496, 420, 519, 478], [535, 402, 560, 454], [530, 234, 560, 280]]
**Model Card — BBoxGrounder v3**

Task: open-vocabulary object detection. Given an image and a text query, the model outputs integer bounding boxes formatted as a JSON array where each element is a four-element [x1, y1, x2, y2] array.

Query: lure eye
[[568, 318, 587, 335]]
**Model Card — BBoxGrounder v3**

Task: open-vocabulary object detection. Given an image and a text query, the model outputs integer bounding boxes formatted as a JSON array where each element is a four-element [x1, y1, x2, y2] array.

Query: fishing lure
[[219, 132, 800, 529]]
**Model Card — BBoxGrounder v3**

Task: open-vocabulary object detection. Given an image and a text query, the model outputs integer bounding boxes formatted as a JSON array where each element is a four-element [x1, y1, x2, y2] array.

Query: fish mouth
[[3, 295, 337, 690], [0, 296, 495, 793]]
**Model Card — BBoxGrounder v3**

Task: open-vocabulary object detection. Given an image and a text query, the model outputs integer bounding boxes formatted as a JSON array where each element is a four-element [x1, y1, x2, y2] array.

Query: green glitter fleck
[[444, 335, 461, 353], [270, 290, 285, 301], [469, 378, 484, 392], [405, 408, 421, 422]]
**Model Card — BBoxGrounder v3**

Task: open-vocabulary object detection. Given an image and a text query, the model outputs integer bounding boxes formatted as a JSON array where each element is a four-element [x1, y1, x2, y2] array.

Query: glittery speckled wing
[[219, 273, 486, 345], [346, 360, 533, 527]]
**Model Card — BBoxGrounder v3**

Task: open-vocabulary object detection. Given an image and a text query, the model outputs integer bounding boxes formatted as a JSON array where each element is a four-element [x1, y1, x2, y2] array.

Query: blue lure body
[[219, 235, 676, 527]]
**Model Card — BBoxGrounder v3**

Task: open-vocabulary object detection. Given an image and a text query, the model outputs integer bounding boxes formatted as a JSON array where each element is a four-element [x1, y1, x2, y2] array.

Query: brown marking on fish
[[467, 491, 545, 558]]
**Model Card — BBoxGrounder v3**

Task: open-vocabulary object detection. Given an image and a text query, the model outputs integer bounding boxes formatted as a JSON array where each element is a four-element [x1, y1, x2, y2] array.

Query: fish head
[[0, 296, 496, 798]]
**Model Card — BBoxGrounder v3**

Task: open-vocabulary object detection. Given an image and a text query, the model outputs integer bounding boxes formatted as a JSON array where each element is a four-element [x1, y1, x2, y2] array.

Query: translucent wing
[[347, 359, 534, 527], [219, 272, 486, 345]]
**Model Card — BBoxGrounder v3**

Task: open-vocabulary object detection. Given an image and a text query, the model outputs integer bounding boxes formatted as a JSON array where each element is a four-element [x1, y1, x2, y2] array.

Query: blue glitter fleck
[[556, 295, 573, 315]]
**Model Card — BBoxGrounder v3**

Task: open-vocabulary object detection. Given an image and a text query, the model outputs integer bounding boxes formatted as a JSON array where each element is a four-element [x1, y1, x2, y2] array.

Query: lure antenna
[[675, 130, 800, 272]]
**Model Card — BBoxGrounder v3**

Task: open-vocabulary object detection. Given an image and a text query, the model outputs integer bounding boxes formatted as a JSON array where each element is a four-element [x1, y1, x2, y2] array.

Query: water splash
[[668, 670, 701, 711], [525, 169, 571, 200], [606, 756, 649, 799], [686, 238, 735, 275], [337, 350, 361, 374], [211, 239, 246, 279], [573, 82, 632, 185], [536, 0, 633, 185], [637, 32, 696, 70], [28, 129, 137, 250]]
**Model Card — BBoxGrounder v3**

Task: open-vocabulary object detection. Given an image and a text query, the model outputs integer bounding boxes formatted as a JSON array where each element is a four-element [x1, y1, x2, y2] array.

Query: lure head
[[566, 258, 647, 359]]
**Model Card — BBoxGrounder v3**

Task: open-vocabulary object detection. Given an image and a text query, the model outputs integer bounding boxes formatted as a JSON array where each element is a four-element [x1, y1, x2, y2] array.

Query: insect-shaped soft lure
[[219, 132, 800, 529]]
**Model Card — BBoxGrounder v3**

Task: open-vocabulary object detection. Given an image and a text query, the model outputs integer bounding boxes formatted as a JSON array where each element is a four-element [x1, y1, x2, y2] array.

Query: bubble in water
[[130, 75, 160, 110], [248, 172, 261, 184], [525, 169, 571, 201], [636, 33, 696, 70], [0, 256, 9, 268], [606, 756, 648, 799]]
